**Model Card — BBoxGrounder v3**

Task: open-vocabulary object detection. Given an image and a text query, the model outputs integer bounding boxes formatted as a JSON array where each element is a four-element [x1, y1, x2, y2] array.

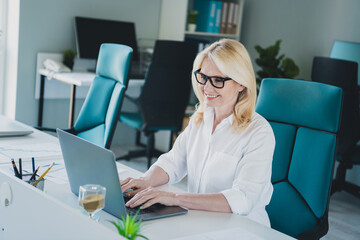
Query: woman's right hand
[[120, 177, 151, 197]]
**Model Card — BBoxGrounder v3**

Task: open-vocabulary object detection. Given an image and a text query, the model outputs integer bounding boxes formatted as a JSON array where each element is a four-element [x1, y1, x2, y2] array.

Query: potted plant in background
[[62, 49, 77, 70], [111, 210, 149, 240], [254, 39, 300, 88], [187, 10, 198, 32]]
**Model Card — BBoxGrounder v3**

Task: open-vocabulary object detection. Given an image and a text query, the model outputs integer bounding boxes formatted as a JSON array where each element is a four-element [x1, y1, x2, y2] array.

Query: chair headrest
[[96, 43, 133, 84], [256, 78, 342, 133]]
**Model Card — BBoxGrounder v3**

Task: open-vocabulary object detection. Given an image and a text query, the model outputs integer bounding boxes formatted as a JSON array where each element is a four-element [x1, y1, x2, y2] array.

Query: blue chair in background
[[68, 43, 133, 149], [256, 78, 342, 239], [330, 40, 360, 87]]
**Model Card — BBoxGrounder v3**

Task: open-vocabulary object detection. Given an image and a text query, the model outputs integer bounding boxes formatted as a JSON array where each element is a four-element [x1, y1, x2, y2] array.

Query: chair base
[[116, 148, 164, 169], [116, 129, 177, 169], [331, 157, 360, 199], [332, 180, 360, 199]]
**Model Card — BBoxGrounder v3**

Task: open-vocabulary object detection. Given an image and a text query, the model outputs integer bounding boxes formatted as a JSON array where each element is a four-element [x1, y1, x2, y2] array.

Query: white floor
[[112, 146, 360, 239]]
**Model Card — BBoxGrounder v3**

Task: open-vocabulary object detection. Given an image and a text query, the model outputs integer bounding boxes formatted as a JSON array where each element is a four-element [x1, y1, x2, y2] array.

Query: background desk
[[37, 69, 95, 128], [37, 69, 145, 129], [0, 119, 294, 240]]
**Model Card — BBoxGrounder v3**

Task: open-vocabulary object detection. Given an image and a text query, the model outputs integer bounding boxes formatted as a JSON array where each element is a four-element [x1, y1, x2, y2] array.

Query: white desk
[[37, 69, 145, 129], [0, 119, 294, 240], [37, 69, 96, 128]]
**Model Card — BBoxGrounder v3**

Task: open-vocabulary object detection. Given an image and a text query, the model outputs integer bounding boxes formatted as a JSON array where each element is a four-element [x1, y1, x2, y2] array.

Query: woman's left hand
[[125, 187, 178, 209]]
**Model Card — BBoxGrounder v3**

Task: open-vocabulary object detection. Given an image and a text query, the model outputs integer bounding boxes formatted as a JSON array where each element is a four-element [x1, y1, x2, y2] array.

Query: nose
[[203, 79, 214, 91]]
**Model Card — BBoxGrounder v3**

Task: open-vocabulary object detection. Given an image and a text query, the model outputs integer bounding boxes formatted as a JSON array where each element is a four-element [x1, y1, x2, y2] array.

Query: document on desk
[[0, 141, 62, 163]]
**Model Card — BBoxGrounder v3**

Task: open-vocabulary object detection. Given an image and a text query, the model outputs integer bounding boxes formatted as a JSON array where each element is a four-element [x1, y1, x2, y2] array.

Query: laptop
[[56, 128, 187, 221], [0, 116, 33, 137]]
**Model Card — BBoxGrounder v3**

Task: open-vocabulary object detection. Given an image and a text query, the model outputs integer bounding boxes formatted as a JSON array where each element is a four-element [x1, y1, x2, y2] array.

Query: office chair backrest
[[73, 43, 133, 148], [311, 57, 360, 156], [256, 78, 342, 238], [138, 40, 198, 131], [330, 40, 360, 85]]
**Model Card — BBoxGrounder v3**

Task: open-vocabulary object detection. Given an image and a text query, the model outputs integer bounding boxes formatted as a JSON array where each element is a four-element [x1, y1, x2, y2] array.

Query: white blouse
[[151, 107, 275, 226]]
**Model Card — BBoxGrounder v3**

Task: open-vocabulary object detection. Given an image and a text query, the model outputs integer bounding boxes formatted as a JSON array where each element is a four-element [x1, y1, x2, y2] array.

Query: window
[[0, 0, 7, 114]]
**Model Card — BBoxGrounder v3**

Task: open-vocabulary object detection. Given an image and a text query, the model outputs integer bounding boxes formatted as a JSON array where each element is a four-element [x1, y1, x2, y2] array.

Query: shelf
[[185, 31, 238, 39]]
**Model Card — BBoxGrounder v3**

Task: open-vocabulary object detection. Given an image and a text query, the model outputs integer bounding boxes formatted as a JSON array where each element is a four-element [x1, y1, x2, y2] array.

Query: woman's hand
[[120, 177, 151, 197], [125, 187, 178, 209]]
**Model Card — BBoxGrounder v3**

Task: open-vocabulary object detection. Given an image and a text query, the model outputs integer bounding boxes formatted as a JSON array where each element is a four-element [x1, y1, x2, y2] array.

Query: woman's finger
[[120, 177, 132, 186]]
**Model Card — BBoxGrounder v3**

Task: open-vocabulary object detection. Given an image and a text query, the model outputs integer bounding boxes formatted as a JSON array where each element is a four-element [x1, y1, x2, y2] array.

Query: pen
[[19, 158, 22, 179], [29, 166, 40, 181], [33, 162, 55, 187], [11, 159, 21, 178], [32, 157, 35, 173]]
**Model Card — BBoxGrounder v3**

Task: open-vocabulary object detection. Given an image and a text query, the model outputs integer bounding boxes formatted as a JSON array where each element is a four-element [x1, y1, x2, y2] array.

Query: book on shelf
[[192, 0, 241, 35], [219, 1, 229, 34], [194, 0, 222, 33]]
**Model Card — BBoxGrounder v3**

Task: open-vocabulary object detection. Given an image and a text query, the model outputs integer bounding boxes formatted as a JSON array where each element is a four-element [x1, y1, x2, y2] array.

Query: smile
[[205, 93, 219, 99]]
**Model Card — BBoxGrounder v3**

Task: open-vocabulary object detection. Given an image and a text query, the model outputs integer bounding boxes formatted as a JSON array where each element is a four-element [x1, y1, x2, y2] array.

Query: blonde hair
[[192, 39, 257, 133]]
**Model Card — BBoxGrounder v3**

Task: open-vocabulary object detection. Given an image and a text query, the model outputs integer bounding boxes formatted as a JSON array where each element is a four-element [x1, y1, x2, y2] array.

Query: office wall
[[240, 0, 360, 185], [14, 0, 161, 144], [241, 0, 360, 81]]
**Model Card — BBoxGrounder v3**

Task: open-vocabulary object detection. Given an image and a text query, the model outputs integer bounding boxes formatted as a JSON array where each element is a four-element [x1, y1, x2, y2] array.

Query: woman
[[121, 39, 275, 226]]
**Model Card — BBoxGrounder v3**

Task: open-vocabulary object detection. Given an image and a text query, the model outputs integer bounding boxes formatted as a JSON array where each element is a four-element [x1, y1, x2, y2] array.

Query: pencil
[[29, 166, 40, 181], [32, 157, 35, 173], [32, 162, 55, 187], [19, 158, 22, 179], [11, 159, 21, 178]]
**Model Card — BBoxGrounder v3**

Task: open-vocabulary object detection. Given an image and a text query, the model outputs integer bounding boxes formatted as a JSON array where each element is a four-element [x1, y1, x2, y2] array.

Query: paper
[[0, 142, 62, 163]]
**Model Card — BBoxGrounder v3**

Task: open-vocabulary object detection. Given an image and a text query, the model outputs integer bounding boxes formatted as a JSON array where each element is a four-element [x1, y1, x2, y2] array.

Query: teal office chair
[[67, 43, 133, 148], [118, 40, 198, 168], [256, 78, 342, 239]]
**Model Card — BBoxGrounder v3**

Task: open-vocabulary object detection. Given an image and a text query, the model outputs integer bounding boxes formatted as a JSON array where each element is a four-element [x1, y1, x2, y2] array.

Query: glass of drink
[[79, 184, 106, 220]]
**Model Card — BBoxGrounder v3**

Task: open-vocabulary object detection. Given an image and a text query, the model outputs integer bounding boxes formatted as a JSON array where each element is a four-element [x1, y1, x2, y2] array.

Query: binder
[[194, 0, 221, 33], [231, 2, 240, 34], [213, 1, 222, 33], [220, 1, 229, 34], [226, 2, 234, 34]]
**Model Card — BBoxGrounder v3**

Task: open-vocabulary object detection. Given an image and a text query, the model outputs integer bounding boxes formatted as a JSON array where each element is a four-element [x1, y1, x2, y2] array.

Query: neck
[[213, 106, 233, 123], [212, 107, 233, 133]]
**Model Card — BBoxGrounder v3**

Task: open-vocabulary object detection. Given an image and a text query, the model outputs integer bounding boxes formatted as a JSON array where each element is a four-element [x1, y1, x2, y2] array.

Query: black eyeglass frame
[[193, 69, 232, 89]]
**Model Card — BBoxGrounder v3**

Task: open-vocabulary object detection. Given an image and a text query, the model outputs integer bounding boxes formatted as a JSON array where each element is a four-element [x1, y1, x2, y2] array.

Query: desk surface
[[38, 69, 96, 86], [0, 118, 293, 240]]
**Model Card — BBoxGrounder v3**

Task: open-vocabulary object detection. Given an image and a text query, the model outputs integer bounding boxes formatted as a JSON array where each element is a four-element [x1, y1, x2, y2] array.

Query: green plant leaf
[[111, 209, 147, 240], [254, 39, 300, 86]]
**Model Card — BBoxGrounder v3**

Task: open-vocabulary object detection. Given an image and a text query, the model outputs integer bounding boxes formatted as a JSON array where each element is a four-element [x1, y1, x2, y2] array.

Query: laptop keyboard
[[123, 195, 165, 215]]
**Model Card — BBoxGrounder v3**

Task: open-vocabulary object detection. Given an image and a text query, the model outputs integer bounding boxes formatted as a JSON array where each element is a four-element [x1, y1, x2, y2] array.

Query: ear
[[238, 84, 245, 92]]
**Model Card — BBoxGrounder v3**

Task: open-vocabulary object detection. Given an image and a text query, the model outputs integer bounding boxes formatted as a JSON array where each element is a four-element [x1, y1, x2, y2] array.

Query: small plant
[[111, 210, 148, 240], [187, 10, 198, 32], [254, 39, 300, 86], [188, 10, 198, 24], [62, 49, 77, 70]]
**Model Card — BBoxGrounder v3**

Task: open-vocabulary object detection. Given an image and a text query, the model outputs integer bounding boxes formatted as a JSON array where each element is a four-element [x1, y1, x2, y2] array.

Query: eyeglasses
[[194, 69, 232, 89]]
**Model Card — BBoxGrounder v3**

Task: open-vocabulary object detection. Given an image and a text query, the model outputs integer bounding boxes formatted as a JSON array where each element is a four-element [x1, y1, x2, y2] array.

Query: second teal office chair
[[256, 78, 342, 239], [68, 43, 133, 148]]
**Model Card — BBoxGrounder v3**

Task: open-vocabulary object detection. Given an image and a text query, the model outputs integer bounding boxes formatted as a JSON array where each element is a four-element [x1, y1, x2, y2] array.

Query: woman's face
[[198, 58, 245, 113]]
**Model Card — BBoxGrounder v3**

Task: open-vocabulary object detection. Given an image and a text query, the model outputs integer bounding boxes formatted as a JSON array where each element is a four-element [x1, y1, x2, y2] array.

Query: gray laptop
[[56, 128, 187, 221], [0, 116, 33, 137]]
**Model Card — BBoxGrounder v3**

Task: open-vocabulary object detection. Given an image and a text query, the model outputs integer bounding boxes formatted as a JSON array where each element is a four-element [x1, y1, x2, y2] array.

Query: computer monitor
[[74, 16, 139, 62]]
